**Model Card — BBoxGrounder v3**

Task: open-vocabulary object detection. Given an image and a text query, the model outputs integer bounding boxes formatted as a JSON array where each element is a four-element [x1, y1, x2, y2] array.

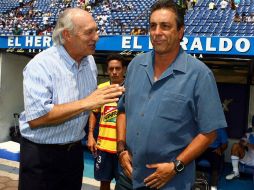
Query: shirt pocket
[[157, 93, 189, 121]]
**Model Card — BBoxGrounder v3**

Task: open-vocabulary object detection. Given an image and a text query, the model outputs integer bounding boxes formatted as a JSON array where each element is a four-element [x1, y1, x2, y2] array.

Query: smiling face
[[149, 8, 184, 56], [72, 14, 98, 55], [63, 10, 99, 62]]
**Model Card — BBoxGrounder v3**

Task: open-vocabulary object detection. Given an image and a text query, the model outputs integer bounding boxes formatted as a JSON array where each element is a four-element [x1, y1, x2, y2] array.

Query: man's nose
[[94, 31, 99, 41], [154, 26, 163, 35]]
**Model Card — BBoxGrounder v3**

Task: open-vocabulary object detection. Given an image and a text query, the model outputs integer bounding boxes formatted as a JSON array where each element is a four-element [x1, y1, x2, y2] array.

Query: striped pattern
[[95, 81, 118, 153], [19, 45, 97, 144]]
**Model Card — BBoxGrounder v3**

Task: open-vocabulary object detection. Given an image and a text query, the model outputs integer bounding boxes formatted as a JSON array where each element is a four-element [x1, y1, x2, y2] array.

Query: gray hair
[[52, 8, 77, 45]]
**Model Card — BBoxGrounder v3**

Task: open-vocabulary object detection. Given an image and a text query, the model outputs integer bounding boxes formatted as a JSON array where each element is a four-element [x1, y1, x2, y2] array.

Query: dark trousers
[[115, 174, 156, 190], [196, 147, 223, 186], [19, 137, 84, 190]]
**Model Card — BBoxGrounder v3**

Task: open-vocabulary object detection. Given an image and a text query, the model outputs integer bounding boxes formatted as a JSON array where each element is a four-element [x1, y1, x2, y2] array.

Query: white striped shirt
[[19, 45, 97, 144]]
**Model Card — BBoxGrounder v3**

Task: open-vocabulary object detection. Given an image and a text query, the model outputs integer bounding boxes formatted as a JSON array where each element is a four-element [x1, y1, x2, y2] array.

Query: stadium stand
[[185, 0, 254, 36], [0, 0, 254, 36]]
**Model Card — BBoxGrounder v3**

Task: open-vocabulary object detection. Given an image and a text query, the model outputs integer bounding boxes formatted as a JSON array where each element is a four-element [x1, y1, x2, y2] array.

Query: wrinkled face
[[107, 60, 125, 84], [149, 9, 184, 55], [67, 13, 99, 58]]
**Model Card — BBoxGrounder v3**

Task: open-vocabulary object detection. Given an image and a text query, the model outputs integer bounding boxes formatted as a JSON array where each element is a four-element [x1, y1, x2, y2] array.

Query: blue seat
[[197, 159, 211, 168], [196, 154, 225, 185]]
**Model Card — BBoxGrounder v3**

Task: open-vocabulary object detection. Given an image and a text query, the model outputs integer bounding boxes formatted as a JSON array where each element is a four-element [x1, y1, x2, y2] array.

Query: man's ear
[[62, 29, 71, 42], [178, 26, 184, 40]]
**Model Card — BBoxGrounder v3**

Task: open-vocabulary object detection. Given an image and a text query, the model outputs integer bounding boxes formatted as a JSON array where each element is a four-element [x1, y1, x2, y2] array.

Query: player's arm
[[247, 134, 254, 150], [116, 112, 126, 152], [87, 111, 99, 155], [117, 112, 133, 179]]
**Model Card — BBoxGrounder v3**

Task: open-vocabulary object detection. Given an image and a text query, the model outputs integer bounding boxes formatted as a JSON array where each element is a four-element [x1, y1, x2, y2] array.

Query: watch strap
[[173, 159, 185, 174]]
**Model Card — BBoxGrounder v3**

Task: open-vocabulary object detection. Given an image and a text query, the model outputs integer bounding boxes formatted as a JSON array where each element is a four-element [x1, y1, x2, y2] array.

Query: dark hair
[[106, 54, 126, 67], [150, 0, 185, 30]]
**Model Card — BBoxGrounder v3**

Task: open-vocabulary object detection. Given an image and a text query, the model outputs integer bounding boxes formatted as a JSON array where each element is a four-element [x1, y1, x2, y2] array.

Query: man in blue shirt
[[116, 1, 227, 189], [18, 8, 124, 190]]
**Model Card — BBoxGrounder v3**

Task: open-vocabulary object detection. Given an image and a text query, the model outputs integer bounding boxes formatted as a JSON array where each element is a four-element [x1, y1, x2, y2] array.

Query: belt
[[22, 137, 82, 151]]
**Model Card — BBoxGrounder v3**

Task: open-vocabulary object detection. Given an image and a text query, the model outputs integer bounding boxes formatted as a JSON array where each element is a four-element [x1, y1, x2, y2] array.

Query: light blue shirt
[[19, 45, 97, 144], [119, 49, 227, 189]]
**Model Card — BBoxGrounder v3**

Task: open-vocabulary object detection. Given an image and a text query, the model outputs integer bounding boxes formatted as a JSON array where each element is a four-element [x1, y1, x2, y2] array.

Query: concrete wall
[[0, 52, 29, 142]]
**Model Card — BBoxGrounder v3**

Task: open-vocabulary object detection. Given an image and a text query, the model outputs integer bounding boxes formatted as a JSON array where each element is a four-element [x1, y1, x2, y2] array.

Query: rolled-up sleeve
[[23, 62, 54, 121], [117, 94, 125, 113]]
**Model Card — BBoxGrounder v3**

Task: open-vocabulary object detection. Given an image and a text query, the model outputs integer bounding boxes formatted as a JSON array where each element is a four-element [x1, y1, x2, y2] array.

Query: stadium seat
[[0, 0, 254, 36]]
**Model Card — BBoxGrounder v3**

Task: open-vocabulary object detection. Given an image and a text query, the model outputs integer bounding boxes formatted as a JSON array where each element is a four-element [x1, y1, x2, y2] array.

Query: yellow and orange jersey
[[94, 81, 118, 153]]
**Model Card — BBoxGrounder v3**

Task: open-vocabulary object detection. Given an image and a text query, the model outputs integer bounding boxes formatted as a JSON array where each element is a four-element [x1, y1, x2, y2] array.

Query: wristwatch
[[173, 160, 185, 174]]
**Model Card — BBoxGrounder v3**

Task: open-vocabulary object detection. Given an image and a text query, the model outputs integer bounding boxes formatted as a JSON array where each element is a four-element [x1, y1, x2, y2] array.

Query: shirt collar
[[171, 48, 187, 74], [58, 45, 76, 67], [139, 48, 187, 74], [57, 45, 89, 68]]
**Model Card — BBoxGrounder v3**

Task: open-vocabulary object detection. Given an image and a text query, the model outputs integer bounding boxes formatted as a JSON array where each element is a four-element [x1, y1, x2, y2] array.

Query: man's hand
[[84, 84, 125, 110], [144, 162, 176, 189], [239, 139, 248, 150], [87, 134, 97, 156], [119, 151, 133, 179]]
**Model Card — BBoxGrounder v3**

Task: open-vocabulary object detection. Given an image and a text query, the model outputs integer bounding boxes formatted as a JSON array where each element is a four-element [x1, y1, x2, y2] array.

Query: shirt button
[[136, 132, 139, 136], [140, 113, 144, 116]]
